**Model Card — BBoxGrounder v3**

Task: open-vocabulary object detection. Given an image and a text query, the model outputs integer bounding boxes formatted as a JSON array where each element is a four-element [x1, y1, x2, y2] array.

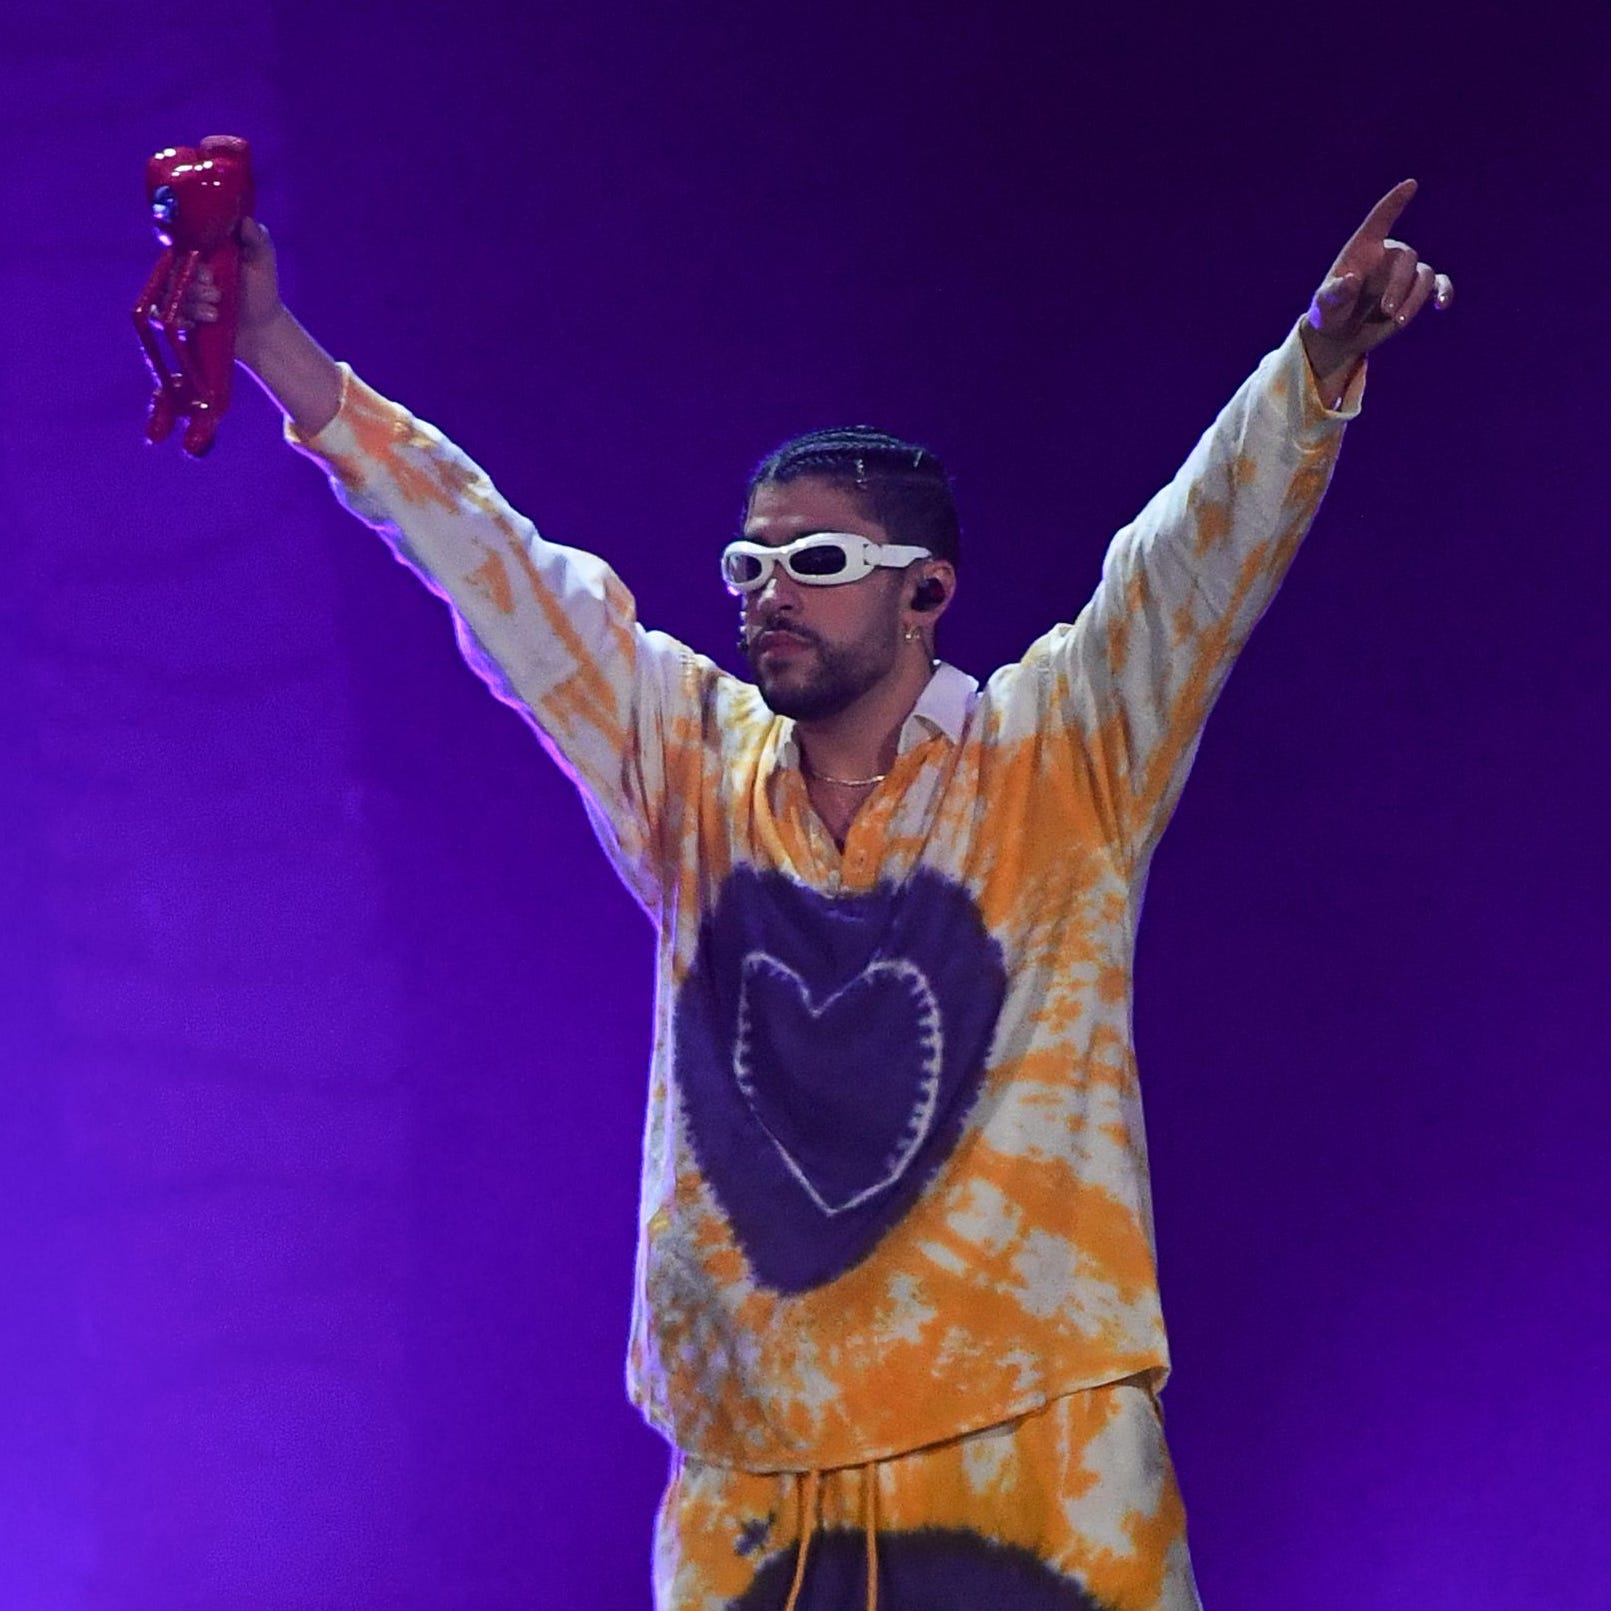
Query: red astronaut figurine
[[132, 136, 255, 457]]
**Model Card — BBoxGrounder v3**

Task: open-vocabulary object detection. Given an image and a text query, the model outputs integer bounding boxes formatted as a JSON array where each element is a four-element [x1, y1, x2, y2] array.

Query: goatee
[[746, 629, 894, 722]]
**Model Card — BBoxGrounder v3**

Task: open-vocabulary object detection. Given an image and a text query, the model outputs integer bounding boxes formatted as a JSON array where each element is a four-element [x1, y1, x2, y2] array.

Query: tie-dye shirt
[[291, 324, 1360, 1472]]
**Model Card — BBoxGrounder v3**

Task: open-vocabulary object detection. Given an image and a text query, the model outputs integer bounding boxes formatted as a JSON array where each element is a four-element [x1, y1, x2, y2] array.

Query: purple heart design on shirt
[[734, 954, 944, 1215], [673, 868, 1006, 1293]]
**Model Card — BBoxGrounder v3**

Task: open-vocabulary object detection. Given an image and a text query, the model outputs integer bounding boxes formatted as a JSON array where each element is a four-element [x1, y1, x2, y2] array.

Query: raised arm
[[185, 219, 719, 914], [1018, 182, 1451, 867]]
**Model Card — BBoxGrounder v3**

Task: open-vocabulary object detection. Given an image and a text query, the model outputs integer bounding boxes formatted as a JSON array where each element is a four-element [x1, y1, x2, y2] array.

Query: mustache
[[739, 617, 822, 656]]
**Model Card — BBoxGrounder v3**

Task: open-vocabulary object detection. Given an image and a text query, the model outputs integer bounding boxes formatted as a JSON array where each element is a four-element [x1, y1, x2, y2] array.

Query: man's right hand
[[185, 217, 276, 364], [185, 216, 342, 436]]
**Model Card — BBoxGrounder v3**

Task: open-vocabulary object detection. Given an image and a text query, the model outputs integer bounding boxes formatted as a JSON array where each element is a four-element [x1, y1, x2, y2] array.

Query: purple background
[[7, 3, 1607, 1607]]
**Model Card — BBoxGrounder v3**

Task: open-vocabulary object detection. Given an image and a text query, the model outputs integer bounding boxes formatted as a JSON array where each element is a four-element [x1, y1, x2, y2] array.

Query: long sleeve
[[1011, 321, 1364, 868], [277, 340, 1370, 1472], [287, 368, 718, 913]]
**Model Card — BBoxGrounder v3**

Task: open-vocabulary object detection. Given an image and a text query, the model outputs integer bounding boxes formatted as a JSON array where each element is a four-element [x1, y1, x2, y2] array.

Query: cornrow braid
[[746, 425, 961, 569]]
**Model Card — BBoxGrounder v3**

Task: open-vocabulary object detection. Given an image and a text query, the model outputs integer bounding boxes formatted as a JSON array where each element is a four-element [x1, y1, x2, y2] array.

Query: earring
[[903, 625, 920, 643]]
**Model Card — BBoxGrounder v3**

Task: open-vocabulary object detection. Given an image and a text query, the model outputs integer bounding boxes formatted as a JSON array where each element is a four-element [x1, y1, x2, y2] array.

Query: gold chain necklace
[[801, 761, 887, 788]]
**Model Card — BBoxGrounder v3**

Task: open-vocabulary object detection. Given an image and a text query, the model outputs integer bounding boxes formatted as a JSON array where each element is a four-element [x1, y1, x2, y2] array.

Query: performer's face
[[739, 477, 910, 722]]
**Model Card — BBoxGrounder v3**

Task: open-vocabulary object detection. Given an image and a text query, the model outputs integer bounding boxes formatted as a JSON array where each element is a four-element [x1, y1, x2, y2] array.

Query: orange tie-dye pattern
[[466, 549, 514, 615], [657, 1381, 1197, 1609], [288, 329, 1360, 1527]]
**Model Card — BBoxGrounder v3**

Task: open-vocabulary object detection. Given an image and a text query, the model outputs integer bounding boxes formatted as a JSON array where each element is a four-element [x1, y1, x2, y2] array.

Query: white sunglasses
[[721, 531, 932, 593]]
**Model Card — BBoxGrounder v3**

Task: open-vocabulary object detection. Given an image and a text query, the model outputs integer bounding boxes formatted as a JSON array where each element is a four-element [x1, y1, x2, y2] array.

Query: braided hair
[[745, 426, 960, 568]]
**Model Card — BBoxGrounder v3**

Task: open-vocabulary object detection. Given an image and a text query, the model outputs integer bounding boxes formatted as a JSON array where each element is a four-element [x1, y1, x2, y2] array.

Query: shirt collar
[[899, 660, 977, 750]]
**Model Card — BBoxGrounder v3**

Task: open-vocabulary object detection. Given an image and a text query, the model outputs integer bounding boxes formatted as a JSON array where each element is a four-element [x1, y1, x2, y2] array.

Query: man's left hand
[[1301, 179, 1452, 405]]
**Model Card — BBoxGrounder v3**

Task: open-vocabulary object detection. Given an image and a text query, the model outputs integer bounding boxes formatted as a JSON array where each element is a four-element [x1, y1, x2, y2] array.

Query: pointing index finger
[[1351, 178, 1418, 249]]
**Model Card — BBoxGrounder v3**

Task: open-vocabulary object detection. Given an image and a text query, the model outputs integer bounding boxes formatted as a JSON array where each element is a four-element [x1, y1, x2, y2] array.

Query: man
[[190, 182, 1449, 1609]]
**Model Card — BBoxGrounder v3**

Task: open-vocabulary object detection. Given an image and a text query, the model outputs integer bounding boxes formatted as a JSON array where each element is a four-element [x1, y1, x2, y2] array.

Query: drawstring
[[862, 1463, 879, 1611], [782, 1469, 821, 1611], [779, 1465, 880, 1611]]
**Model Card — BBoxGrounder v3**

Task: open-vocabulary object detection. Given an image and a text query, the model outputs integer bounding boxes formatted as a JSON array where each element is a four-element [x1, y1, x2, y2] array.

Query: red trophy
[[132, 135, 255, 457]]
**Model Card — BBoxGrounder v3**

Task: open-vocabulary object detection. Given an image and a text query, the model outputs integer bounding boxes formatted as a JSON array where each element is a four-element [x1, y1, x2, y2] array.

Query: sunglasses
[[721, 532, 932, 593]]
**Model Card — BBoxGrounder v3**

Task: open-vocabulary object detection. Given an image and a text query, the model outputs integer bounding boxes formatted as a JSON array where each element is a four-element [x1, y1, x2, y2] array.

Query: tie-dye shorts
[[653, 1379, 1202, 1610]]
